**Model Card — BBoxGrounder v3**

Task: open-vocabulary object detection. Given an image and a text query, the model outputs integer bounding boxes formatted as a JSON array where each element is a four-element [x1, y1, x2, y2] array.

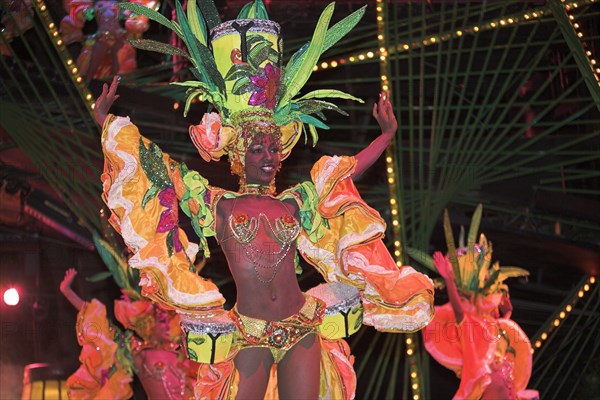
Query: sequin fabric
[[229, 295, 325, 363]]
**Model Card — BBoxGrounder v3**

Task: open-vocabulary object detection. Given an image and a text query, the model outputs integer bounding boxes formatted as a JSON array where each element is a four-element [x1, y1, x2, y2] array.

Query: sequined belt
[[229, 295, 325, 356]]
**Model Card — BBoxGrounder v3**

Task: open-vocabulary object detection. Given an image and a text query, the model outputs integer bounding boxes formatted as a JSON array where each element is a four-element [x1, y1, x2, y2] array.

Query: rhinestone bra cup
[[228, 212, 301, 285]]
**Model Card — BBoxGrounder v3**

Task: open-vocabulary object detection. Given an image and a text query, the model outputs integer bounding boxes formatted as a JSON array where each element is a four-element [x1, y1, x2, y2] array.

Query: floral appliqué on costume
[[224, 34, 280, 108], [249, 63, 280, 109], [138, 139, 182, 256]]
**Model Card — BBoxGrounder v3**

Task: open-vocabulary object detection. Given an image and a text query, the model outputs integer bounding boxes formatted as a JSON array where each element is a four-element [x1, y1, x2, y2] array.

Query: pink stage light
[[3, 288, 19, 306]]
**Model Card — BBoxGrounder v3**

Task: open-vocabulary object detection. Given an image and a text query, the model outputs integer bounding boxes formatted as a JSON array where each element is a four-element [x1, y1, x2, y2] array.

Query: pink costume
[[423, 299, 534, 399], [421, 206, 538, 400]]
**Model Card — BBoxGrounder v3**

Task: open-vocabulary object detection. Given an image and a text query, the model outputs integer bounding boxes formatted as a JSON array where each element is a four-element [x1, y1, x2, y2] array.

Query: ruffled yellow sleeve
[[296, 155, 434, 332], [101, 114, 224, 311]]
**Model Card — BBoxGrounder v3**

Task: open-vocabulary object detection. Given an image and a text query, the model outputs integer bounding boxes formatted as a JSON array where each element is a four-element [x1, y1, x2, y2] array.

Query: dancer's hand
[[353, 91, 397, 178], [94, 75, 120, 126], [372, 91, 397, 137], [60, 268, 78, 294], [433, 251, 453, 281]]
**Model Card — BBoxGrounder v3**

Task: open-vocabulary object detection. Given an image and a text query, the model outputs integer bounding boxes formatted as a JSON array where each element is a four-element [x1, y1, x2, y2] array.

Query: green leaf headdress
[[445, 205, 529, 296], [409, 205, 529, 297], [121, 0, 365, 182]]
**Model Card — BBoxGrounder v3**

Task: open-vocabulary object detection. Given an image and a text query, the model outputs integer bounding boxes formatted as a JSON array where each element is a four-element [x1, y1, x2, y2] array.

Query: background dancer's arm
[[353, 91, 397, 179], [433, 251, 465, 324], [60, 268, 85, 311], [93, 75, 120, 126]]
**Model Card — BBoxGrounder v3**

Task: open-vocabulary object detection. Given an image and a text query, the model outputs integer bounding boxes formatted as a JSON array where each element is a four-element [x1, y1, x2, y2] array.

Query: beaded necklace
[[239, 182, 276, 196]]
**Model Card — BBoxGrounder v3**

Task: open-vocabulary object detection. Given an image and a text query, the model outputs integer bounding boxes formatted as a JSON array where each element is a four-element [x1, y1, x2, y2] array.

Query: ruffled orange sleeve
[[66, 299, 134, 400], [496, 318, 533, 393], [422, 303, 534, 399], [296, 155, 434, 332], [101, 114, 225, 311], [422, 302, 495, 399]]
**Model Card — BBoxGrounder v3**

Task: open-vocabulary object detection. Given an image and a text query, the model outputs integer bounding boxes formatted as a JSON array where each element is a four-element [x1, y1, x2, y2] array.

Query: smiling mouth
[[260, 165, 275, 173]]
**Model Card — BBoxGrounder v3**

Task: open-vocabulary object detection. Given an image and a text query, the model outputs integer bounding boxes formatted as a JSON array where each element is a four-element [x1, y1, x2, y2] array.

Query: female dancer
[[60, 268, 197, 399], [421, 208, 538, 400], [97, 2, 434, 398]]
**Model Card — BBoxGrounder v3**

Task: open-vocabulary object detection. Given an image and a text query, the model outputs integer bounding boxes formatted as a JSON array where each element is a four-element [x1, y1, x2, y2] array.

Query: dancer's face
[[152, 307, 172, 343], [244, 134, 281, 185], [476, 292, 502, 314]]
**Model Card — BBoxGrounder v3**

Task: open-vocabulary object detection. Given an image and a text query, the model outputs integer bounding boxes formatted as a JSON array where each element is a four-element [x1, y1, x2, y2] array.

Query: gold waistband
[[229, 295, 325, 351]]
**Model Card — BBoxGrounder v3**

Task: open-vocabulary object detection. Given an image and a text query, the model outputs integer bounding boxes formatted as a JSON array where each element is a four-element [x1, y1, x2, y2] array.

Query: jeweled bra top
[[228, 212, 301, 246], [222, 201, 301, 285]]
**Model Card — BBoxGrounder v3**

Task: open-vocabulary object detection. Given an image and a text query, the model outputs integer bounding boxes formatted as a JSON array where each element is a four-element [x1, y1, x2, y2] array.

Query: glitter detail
[[308, 282, 361, 316], [210, 19, 281, 42], [179, 311, 235, 335], [181, 321, 235, 335], [229, 295, 325, 363], [228, 212, 301, 285]]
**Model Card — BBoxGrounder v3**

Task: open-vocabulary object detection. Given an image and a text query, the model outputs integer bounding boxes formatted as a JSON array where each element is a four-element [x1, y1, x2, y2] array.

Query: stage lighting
[[3, 288, 20, 306]]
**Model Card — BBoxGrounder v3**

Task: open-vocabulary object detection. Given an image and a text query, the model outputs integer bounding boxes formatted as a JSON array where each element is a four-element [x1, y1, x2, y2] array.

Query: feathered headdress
[[408, 204, 529, 296], [119, 0, 365, 177]]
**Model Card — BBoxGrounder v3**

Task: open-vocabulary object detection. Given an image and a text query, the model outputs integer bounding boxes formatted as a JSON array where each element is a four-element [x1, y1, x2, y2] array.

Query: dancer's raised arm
[[353, 91, 398, 179], [60, 268, 85, 311], [433, 251, 464, 324], [93, 75, 120, 126]]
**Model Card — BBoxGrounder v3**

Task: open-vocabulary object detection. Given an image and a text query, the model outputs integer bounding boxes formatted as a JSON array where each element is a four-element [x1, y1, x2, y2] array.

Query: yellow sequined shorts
[[229, 295, 326, 363]]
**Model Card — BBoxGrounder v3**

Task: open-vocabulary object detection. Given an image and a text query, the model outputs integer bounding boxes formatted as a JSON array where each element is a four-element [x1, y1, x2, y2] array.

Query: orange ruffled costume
[[422, 300, 533, 400], [67, 297, 198, 399], [66, 299, 134, 399], [101, 114, 434, 399]]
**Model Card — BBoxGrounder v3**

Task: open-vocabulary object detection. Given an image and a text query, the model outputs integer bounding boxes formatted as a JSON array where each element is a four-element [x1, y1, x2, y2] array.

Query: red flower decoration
[[249, 63, 280, 110], [140, 273, 158, 295], [233, 213, 249, 226], [156, 187, 182, 252], [281, 214, 296, 227]]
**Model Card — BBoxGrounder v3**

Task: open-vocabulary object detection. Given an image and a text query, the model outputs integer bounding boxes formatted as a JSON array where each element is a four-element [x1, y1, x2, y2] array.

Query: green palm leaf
[[443, 209, 461, 283], [187, 0, 208, 46], [296, 99, 349, 116], [127, 39, 191, 60], [280, 2, 334, 106], [296, 89, 364, 103], [406, 247, 436, 272], [237, 0, 269, 19], [468, 204, 483, 251], [498, 267, 530, 281], [197, 0, 221, 30], [283, 5, 365, 93], [176, 0, 225, 93]]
